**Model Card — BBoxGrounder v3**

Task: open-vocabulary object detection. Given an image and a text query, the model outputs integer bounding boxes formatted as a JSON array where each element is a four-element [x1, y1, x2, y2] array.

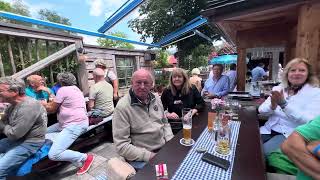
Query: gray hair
[[57, 72, 77, 86], [0, 77, 26, 95]]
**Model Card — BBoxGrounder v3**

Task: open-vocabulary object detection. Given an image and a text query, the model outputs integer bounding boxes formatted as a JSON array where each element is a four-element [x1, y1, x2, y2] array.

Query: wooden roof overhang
[[201, 0, 307, 46]]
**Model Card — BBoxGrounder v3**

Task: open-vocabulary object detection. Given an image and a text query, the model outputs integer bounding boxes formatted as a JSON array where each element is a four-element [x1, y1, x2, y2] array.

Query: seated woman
[[259, 58, 320, 155], [43, 72, 94, 175], [161, 68, 205, 133]]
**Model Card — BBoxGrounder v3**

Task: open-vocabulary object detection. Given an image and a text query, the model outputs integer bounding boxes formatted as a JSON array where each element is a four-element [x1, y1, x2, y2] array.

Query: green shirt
[[89, 81, 114, 116], [25, 86, 53, 101], [295, 116, 320, 180]]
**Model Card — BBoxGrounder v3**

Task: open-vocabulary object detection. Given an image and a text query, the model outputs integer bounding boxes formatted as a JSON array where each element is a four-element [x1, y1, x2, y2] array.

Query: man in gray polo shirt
[[0, 77, 47, 179]]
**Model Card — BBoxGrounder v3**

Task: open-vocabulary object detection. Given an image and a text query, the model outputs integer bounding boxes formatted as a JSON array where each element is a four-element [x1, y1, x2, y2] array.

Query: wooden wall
[[83, 45, 154, 96], [295, 1, 320, 77], [235, 24, 294, 90]]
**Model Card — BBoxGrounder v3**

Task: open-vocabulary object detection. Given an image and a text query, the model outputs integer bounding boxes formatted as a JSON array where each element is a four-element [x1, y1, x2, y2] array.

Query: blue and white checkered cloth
[[172, 121, 241, 180]]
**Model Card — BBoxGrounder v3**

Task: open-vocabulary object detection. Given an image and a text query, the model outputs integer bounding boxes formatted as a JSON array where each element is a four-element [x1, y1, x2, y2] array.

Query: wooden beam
[[75, 40, 89, 95], [7, 36, 16, 73], [11, 44, 76, 79], [35, 39, 40, 61], [27, 39, 33, 64], [236, 48, 246, 91], [17, 41, 25, 69], [0, 52, 5, 77], [0, 22, 81, 43]]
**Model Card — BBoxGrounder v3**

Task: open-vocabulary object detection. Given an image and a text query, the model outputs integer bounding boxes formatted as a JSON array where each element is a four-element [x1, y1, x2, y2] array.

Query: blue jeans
[[128, 161, 147, 170], [262, 134, 286, 156], [46, 123, 88, 167], [0, 138, 43, 180]]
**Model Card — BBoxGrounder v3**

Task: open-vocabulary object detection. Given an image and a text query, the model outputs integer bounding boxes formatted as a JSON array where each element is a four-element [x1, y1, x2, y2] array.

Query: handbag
[[106, 157, 136, 180]]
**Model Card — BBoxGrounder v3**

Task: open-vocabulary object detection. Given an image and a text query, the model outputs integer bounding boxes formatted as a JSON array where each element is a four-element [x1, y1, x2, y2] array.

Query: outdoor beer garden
[[1, 0, 320, 180]]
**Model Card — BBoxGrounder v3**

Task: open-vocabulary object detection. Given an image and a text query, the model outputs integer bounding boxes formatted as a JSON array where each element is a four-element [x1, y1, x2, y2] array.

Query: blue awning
[[209, 54, 248, 64]]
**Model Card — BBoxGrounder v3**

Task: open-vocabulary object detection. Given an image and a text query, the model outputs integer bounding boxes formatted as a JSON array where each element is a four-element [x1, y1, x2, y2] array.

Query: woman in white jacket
[[259, 58, 320, 155]]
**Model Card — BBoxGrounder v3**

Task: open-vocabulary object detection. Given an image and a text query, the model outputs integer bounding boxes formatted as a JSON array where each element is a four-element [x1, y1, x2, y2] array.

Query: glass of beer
[[208, 111, 216, 132], [180, 108, 194, 146], [216, 125, 231, 155]]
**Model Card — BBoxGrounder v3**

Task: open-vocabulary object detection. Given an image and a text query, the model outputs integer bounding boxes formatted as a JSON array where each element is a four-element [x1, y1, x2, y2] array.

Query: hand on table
[[166, 112, 179, 120]]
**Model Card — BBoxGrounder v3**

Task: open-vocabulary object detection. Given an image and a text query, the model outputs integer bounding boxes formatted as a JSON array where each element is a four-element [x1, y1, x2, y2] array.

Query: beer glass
[[207, 111, 216, 132], [180, 108, 194, 146], [216, 124, 231, 155]]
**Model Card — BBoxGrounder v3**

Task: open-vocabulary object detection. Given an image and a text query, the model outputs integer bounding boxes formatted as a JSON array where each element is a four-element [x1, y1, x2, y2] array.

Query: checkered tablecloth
[[171, 121, 241, 180]]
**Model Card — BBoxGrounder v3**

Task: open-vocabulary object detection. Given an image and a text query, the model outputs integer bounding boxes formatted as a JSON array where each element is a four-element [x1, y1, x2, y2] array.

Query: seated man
[[112, 69, 174, 169], [88, 68, 114, 118], [202, 64, 230, 98], [281, 116, 320, 180], [25, 75, 54, 101], [0, 77, 47, 179]]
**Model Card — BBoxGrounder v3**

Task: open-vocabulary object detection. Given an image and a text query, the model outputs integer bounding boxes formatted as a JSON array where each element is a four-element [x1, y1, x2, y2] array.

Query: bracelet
[[279, 99, 288, 109], [312, 144, 320, 159]]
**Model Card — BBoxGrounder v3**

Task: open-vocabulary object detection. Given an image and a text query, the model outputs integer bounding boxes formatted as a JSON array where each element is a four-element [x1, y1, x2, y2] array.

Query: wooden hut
[[202, 0, 320, 90]]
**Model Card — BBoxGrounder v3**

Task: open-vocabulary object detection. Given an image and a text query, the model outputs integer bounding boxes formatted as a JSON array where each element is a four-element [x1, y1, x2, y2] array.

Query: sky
[[3, 0, 160, 50]]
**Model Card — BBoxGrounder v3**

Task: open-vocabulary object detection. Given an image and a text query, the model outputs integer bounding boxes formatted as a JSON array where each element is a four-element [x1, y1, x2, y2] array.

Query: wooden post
[[64, 42, 70, 71], [296, 2, 320, 75], [56, 42, 63, 72], [27, 39, 33, 65], [0, 52, 5, 77], [75, 40, 89, 95], [7, 36, 16, 74], [17, 41, 25, 69], [236, 48, 246, 91], [35, 39, 40, 61]]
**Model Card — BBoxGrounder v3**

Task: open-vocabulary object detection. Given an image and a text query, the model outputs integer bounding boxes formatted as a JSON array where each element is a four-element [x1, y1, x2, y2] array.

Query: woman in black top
[[161, 68, 205, 121]]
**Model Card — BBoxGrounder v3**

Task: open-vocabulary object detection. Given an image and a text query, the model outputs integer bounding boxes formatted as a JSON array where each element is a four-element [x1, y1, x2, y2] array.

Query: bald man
[[25, 75, 54, 101], [112, 69, 173, 169], [88, 68, 114, 118]]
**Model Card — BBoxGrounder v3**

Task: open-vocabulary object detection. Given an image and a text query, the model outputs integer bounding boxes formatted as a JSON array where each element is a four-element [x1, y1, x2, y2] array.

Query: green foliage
[[129, 0, 220, 70], [38, 9, 71, 25], [11, 0, 30, 16], [0, 1, 12, 12], [97, 31, 135, 49], [181, 44, 212, 70], [154, 49, 169, 68]]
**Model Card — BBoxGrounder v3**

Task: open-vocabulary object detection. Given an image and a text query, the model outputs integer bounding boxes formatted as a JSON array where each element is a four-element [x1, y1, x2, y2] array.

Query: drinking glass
[[207, 111, 216, 132], [216, 123, 231, 156], [180, 108, 194, 146]]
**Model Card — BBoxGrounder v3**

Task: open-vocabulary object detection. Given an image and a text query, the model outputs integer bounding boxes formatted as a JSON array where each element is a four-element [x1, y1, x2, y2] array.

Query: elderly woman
[[161, 68, 205, 132], [189, 68, 202, 92], [259, 58, 320, 155], [43, 72, 94, 175]]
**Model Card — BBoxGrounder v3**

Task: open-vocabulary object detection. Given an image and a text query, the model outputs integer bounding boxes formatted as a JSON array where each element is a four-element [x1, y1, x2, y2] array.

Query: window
[[116, 56, 136, 88]]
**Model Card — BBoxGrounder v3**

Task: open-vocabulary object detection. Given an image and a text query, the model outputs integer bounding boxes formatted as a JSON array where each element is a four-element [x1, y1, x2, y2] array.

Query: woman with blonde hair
[[161, 68, 205, 133], [259, 58, 320, 155]]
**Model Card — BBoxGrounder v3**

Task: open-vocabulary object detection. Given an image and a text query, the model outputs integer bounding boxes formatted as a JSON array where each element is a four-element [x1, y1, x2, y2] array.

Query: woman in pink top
[[43, 72, 94, 175]]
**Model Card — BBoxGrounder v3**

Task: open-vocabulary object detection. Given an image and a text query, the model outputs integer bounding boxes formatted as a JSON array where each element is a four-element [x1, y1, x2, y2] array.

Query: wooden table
[[132, 106, 266, 180]]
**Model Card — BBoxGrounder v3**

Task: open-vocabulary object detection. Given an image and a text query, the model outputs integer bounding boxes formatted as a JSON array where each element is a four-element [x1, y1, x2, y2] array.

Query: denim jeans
[[128, 161, 147, 170], [262, 134, 286, 156], [0, 138, 43, 180], [46, 122, 88, 167]]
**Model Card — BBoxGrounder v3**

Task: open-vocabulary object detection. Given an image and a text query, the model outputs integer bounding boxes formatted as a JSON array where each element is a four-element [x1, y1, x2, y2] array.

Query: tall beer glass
[[180, 108, 194, 146]]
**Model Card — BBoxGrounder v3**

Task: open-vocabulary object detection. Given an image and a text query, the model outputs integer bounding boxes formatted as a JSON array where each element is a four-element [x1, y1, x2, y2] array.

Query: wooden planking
[[12, 44, 76, 79], [295, 2, 320, 74]]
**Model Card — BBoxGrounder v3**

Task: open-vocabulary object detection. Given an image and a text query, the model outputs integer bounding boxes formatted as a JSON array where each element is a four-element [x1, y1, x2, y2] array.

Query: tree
[[154, 49, 169, 68], [0, 1, 12, 12], [129, 0, 220, 70], [184, 44, 212, 70], [97, 31, 135, 49], [38, 9, 71, 25], [11, 0, 30, 16]]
